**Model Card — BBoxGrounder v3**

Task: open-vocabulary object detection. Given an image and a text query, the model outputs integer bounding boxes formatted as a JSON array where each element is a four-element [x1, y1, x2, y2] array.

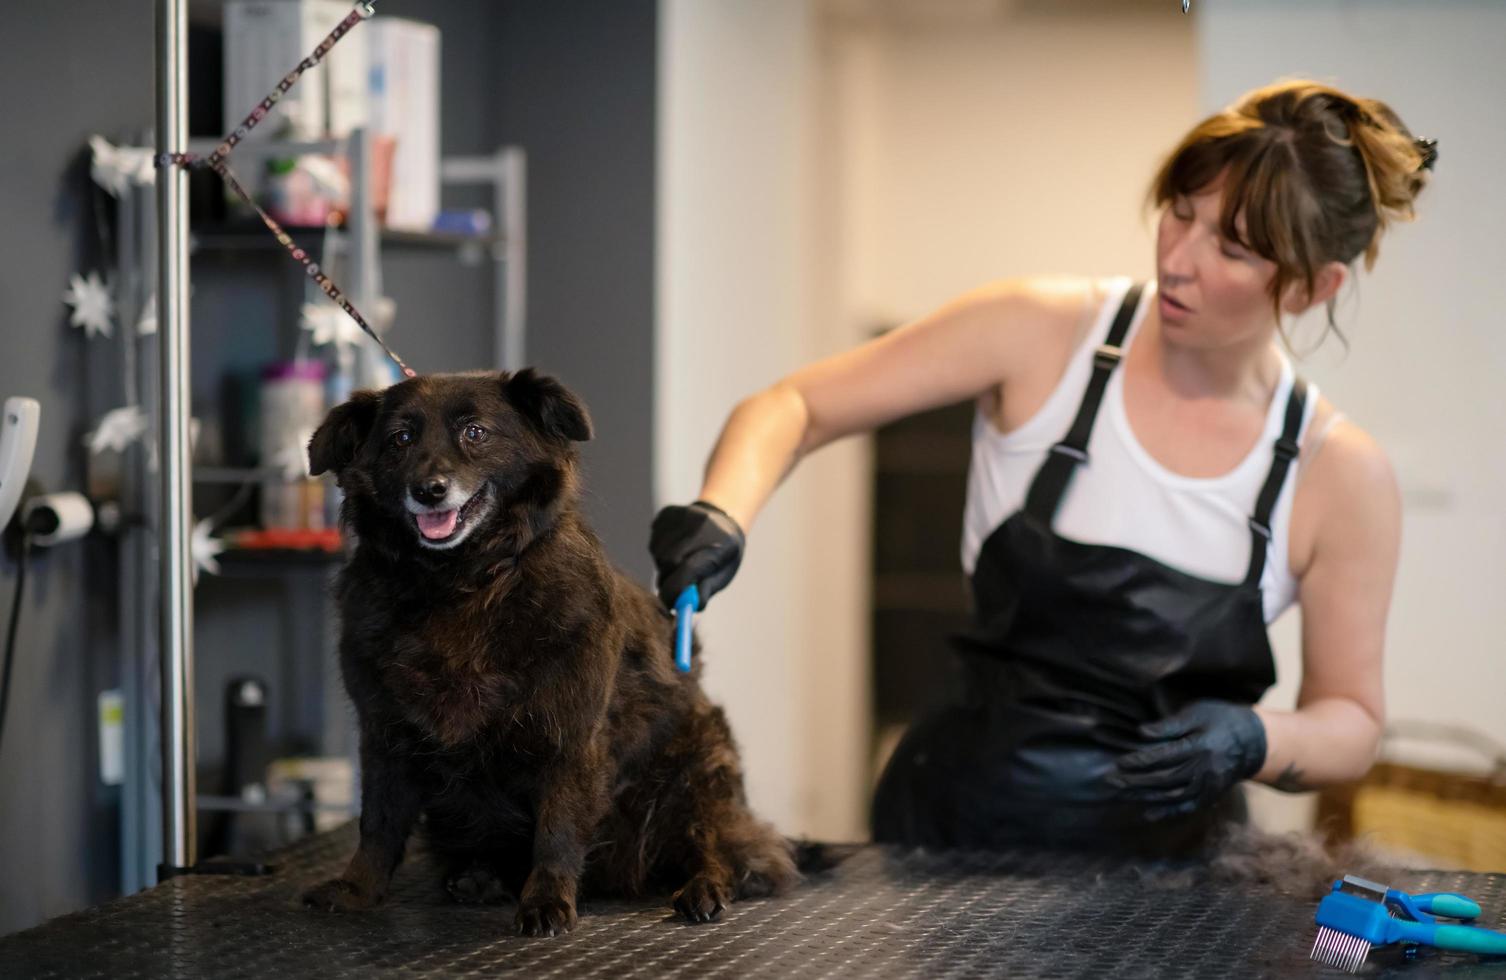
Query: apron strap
[[1023, 282, 1146, 524], [1243, 376, 1309, 588]]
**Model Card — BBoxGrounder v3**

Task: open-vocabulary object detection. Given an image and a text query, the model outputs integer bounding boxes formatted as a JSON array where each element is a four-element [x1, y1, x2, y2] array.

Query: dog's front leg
[[303, 743, 424, 912], [515, 740, 610, 937]]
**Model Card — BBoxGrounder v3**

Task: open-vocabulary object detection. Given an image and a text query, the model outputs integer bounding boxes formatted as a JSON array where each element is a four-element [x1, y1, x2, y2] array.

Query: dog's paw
[[515, 894, 577, 937], [672, 875, 729, 923], [302, 878, 379, 913], [445, 866, 511, 905]]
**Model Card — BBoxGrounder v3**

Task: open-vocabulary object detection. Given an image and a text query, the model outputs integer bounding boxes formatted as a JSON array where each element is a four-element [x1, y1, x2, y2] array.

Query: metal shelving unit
[[184, 128, 527, 373], [188, 225, 500, 251]]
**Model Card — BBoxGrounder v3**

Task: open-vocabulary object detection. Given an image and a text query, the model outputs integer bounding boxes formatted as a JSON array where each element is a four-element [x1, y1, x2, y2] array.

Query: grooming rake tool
[[673, 585, 700, 673], [1312, 874, 1506, 973]]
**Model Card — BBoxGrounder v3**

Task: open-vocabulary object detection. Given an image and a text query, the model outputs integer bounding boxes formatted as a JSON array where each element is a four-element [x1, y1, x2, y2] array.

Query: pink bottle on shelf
[[258, 361, 328, 532]]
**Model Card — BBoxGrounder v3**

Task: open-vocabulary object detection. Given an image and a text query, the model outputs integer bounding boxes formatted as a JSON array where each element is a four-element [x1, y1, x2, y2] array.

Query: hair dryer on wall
[[0, 398, 41, 533]]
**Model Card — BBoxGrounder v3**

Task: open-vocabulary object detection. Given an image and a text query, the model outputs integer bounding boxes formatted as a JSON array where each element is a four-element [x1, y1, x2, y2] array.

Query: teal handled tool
[[1312, 874, 1506, 973], [673, 585, 699, 673]]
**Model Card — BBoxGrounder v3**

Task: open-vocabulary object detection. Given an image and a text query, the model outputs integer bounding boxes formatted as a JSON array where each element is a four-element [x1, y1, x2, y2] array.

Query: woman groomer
[[649, 80, 1435, 854]]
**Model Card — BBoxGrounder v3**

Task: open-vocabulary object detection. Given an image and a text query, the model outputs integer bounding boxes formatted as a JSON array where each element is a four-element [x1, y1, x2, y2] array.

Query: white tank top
[[960, 277, 1316, 623]]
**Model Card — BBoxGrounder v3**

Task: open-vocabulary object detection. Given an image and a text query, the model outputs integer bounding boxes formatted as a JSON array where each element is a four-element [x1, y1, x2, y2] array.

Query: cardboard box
[[224, 0, 368, 141], [366, 17, 441, 231]]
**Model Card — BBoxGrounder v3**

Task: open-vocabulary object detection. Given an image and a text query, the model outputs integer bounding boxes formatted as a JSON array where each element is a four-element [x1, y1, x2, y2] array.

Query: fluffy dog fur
[[301, 369, 798, 936], [1134, 824, 1402, 900]]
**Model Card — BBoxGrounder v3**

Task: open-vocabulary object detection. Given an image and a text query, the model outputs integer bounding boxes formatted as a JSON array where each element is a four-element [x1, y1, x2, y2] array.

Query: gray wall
[[0, 0, 657, 936], [0, 3, 151, 937], [491, 0, 659, 581]]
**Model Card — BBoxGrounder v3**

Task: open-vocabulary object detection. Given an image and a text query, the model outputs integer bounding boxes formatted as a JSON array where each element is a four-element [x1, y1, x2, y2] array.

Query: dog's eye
[[391, 430, 413, 449], [463, 423, 487, 443]]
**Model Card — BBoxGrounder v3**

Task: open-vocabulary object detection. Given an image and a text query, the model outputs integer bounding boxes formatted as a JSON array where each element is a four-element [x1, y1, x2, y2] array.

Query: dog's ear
[[308, 390, 381, 476], [503, 369, 594, 443]]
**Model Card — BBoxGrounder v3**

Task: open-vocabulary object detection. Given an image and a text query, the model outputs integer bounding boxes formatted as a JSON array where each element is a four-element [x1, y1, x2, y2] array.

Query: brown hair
[[1147, 79, 1434, 346]]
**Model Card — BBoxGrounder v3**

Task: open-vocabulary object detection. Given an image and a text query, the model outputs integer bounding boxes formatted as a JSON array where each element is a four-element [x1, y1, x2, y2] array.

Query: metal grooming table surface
[[3, 823, 1504, 978]]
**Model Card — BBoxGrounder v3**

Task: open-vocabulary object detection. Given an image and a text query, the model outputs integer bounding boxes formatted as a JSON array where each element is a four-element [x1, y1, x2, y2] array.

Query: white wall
[[656, 0, 871, 840], [1199, 1, 1506, 829], [832, 3, 1199, 326]]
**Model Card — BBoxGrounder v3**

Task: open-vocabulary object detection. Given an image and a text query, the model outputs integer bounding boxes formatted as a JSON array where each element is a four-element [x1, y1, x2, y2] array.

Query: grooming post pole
[[155, 0, 197, 876]]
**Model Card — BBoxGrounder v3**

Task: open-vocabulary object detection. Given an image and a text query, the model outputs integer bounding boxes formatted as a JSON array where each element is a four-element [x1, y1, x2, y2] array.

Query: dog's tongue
[[416, 509, 459, 540]]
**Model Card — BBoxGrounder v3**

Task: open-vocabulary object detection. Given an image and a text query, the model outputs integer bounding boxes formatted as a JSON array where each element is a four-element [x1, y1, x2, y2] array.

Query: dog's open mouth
[[412, 486, 492, 546]]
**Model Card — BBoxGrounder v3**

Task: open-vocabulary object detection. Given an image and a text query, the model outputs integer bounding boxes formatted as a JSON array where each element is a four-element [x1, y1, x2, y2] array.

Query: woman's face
[[1154, 173, 1280, 352]]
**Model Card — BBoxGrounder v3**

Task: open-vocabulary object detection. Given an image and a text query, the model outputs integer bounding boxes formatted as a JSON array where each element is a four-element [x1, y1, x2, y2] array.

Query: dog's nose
[[412, 476, 450, 506]]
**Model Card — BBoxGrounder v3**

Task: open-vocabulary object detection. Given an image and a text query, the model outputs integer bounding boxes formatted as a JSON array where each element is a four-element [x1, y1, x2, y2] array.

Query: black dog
[[302, 369, 799, 936]]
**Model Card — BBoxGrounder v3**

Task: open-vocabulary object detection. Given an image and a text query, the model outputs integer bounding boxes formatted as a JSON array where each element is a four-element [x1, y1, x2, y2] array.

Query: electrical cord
[[0, 531, 33, 759]]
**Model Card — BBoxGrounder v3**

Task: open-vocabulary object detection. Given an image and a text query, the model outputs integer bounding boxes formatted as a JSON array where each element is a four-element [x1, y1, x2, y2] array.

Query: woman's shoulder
[[1290, 396, 1400, 577], [963, 273, 1110, 313], [953, 274, 1117, 351], [1298, 397, 1395, 490], [954, 275, 1119, 429]]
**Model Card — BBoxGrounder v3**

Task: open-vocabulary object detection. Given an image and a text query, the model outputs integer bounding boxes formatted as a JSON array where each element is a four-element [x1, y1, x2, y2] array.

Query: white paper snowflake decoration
[[64, 271, 115, 339], [300, 302, 365, 352], [371, 296, 396, 334], [88, 136, 155, 198], [191, 517, 226, 582], [86, 406, 149, 456], [268, 427, 316, 481], [137, 293, 158, 336]]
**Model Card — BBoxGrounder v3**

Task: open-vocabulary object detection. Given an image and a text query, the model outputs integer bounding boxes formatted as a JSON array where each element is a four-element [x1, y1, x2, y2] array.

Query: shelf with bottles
[[213, 534, 345, 572], [189, 220, 502, 254], [185, 133, 501, 251], [186, 349, 376, 574], [190, 472, 345, 569]]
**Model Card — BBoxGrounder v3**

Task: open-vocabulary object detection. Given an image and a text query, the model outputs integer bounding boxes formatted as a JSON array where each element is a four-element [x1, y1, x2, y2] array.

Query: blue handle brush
[[673, 585, 699, 673], [1313, 874, 1506, 972]]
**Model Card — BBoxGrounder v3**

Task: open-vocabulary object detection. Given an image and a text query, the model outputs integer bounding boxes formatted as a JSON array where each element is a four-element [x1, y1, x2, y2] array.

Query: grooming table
[[3, 823, 1503, 978]]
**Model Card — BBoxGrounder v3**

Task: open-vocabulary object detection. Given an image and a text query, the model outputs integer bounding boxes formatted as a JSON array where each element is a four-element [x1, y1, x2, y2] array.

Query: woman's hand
[[1109, 699, 1268, 821], [649, 501, 746, 611]]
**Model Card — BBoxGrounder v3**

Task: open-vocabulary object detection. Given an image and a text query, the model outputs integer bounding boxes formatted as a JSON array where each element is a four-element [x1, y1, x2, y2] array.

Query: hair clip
[[1414, 137, 1438, 172]]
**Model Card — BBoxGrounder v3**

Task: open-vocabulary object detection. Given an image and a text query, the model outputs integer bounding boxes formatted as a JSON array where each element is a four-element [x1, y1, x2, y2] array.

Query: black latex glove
[[649, 501, 745, 611], [1108, 699, 1267, 823]]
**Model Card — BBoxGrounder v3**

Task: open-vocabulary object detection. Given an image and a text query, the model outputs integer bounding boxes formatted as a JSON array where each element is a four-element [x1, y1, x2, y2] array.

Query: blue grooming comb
[[1312, 874, 1506, 973], [673, 585, 699, 673]]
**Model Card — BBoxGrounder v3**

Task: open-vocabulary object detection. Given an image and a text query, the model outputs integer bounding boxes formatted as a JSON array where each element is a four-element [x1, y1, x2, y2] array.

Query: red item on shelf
[[230, 527, 343, 552]]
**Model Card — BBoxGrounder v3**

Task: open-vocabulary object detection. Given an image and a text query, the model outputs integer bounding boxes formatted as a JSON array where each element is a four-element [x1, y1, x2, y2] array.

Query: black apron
[[871, 283, 1308, 856]]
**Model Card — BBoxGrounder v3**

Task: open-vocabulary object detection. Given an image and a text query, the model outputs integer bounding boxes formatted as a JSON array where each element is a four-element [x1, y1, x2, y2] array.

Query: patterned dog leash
[[155, 1, 417, 379]]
